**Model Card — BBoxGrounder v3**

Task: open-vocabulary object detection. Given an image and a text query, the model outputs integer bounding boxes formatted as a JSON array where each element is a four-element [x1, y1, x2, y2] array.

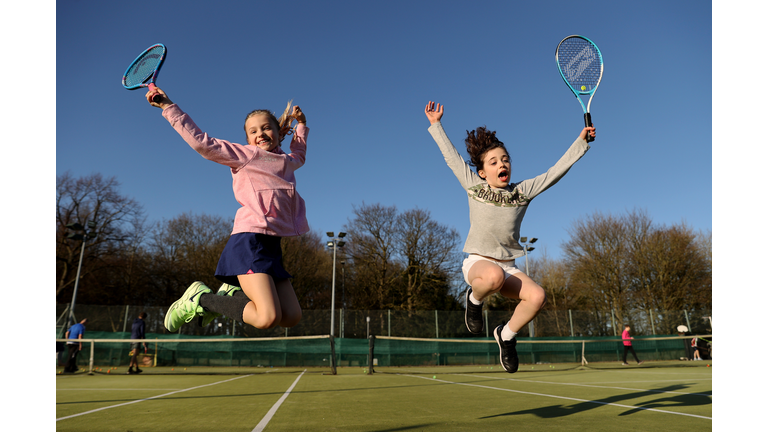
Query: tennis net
[[367, 334, 713, 372], [56, 334, 358, 375]]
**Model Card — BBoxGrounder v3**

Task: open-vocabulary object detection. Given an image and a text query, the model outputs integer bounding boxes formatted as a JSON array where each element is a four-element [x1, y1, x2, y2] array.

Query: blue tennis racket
[[555, 35, 603, 142], [122, 44, 167, 103]]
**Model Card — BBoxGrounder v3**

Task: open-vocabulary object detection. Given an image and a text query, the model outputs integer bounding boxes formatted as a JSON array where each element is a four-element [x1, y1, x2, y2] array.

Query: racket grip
[[148, 83, 161, 103], [584, 113, 594, 143]]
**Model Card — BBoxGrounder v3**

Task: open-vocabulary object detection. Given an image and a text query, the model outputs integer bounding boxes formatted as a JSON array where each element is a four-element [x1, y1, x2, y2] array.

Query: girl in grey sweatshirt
[[425, 101, 595, 373]]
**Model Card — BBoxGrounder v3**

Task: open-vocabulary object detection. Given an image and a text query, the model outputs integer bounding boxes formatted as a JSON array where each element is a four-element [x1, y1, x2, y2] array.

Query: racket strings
[[123, 46, 165, 87], [557, 39, 601, 91]]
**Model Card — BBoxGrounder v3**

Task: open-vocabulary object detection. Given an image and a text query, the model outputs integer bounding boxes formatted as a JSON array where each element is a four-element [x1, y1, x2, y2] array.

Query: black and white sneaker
[[494, 324, 519, 373], [464, 287, 484, 334]]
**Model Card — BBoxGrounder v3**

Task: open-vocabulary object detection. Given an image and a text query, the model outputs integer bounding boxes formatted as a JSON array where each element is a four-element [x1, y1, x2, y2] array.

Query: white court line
[[583, 379, 712, 384], [459, 374, 712, 397], [252, 370, 306, 432], [56, 375, 251, 421], [57, 388, 183, 391], [403, 374, 711, 420]]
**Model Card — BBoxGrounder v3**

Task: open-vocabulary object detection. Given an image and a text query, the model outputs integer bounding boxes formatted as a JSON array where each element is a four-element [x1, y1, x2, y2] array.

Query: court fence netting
[[56, 330, 711, 375], [56, 304, 712, 340]]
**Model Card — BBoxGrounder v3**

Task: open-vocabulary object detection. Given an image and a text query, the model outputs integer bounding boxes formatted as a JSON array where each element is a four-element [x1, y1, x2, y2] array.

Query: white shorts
[[462, 254, 523, 286]]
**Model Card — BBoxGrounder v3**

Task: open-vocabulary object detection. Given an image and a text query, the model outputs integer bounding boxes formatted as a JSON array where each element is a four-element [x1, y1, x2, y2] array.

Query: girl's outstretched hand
[[580, 125, 596, 142], [292, 105, 306, 125], [146, 86, 173, 109], [425, 101, 444, 124]]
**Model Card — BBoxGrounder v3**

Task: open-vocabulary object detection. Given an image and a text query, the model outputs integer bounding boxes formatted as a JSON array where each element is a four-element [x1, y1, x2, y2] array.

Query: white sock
[[501, 324, 517, 341], [469, 292, 483, 305]]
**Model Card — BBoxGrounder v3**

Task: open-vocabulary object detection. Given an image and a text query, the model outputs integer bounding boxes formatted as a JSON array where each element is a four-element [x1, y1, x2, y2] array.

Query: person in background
[[691, 336, 702, 360], [621, 324, 644, 365], [64, 318, 88, 373], [128, 312, 147, 374]]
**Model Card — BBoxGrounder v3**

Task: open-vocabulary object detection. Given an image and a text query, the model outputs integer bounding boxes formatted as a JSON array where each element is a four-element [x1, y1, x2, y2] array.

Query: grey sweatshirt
[[428, 121, 590, 260]]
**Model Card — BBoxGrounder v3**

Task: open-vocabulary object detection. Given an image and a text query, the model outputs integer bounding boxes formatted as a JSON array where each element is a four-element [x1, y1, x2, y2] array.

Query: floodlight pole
[[66, 221, 97, 329], [331, 240, 337, 337], [327, 232, 346, 337], [520, 236, 538, 337], [69, 238, 86, 329]]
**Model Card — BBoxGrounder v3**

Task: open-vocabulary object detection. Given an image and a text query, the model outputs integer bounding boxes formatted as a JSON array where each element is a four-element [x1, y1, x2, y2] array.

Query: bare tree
[[629, 222, 711, 313], [56, 172, 146, 301], [343, 203, 400, 310], [395, 208, 462, 310], [281, 230, 332, 309], [562, 211, 633, 328], [146, 212, 231, 305]]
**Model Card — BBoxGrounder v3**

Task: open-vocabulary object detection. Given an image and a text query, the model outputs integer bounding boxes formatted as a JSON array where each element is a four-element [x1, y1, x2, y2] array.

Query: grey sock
[[199, 291, 251, 323]]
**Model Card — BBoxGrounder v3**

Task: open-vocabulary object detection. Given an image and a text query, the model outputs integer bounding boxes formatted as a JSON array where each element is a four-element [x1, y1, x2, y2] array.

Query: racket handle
[[148, 83, 161, 103], [584, 113, 594, 143]]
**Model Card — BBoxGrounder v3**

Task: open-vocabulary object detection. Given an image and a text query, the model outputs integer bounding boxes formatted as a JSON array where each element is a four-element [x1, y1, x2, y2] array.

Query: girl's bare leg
[[238, 273, 281, 329], [273, 278, 302, 328], [498, 272, 547, 333]]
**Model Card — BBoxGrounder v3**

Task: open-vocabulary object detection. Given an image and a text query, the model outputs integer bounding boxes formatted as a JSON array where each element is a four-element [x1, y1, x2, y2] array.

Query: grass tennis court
[[56, 361, 712, 431]]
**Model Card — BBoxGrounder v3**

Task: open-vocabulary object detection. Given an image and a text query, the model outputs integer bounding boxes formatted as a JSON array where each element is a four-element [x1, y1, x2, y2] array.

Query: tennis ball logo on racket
[[581, 85, 587, 91]]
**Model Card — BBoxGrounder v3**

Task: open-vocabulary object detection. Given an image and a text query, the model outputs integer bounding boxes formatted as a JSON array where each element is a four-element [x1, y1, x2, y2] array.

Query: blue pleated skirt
[[215, 233, 291, 286]]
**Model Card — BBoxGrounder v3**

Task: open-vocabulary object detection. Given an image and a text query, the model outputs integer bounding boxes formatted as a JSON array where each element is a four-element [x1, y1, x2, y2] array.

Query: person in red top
[[621, 325, 644, 365]]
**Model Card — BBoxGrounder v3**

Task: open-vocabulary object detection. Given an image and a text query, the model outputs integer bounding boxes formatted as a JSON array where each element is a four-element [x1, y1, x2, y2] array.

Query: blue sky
[[52, 0, 713, 263]]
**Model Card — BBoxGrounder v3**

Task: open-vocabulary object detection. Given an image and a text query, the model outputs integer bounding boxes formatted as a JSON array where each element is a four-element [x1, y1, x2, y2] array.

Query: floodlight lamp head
[[530, 238, 538, 243], [338, 232, 346, 238], [520, 237, 527, 243], [87, 221, 97, 229], [326, 232, 334, 238], [527, 247, 535, 252], [326, 241, 334, 247], [67, 222, 84, 231], [337, 241, 346, 247]]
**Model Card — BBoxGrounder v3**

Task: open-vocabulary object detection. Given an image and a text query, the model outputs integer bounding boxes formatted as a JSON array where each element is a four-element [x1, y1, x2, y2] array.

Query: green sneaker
[[217, 283, 242, 296], [199, 284, 244, 327], [164, 282, 212, 332]]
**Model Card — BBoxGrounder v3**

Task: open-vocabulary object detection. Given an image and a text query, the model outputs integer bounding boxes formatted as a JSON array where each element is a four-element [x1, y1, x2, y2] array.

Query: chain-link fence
[[57, 303, 712, 339]]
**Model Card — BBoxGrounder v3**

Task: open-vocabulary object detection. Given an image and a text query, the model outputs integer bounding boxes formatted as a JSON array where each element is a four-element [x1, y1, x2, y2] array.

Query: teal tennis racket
[[555, 35, 603, 142], [122, 44, 167, 103]]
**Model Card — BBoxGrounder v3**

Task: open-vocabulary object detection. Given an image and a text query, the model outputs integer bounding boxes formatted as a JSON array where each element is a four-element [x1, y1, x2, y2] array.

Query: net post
[[368, 335, 376, 375], [88, 340, 95, 375], [329, 335, 337, 375]]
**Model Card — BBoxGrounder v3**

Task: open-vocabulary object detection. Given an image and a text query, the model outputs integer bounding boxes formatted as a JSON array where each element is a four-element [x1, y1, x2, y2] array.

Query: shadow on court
[[479, 384, 711, 419]]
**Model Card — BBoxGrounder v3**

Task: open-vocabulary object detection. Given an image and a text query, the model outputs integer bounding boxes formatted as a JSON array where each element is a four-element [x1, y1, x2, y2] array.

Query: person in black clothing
[[128, 312, 147, 374]]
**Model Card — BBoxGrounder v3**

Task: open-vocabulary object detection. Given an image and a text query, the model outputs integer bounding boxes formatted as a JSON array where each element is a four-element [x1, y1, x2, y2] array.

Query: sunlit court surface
[[56, 362, 711, 431]]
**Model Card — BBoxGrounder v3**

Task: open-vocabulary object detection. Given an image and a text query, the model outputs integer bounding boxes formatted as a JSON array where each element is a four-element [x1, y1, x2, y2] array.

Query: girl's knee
[[252, 309, 281, 329], [480, 266, 506, 291], [525, 287, 547, 310]]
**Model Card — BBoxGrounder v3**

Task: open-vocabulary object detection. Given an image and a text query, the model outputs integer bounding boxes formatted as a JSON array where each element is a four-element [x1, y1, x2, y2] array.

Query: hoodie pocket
[[256, 190, 275, 217]]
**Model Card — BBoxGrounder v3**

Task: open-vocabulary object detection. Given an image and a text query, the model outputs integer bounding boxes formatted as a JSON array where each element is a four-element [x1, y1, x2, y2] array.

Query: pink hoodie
[[163, 104, 310, 237]]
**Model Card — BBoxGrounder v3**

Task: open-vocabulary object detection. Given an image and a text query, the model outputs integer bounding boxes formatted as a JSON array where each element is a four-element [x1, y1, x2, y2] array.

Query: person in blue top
[[128, 312, 147, 374], [64, 318, 88, 373]]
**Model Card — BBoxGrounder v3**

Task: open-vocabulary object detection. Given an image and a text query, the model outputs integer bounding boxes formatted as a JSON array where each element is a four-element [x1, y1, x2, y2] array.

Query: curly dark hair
[[465, 126, 509, 178]]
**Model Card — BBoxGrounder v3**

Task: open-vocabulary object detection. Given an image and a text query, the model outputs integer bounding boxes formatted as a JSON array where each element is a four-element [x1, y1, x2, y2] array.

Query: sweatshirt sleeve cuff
[[161, 104, 182, 121]]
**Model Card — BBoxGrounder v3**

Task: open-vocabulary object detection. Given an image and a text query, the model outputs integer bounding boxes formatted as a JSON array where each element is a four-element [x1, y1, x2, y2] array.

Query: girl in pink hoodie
[[146, 86, 310, 333]]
